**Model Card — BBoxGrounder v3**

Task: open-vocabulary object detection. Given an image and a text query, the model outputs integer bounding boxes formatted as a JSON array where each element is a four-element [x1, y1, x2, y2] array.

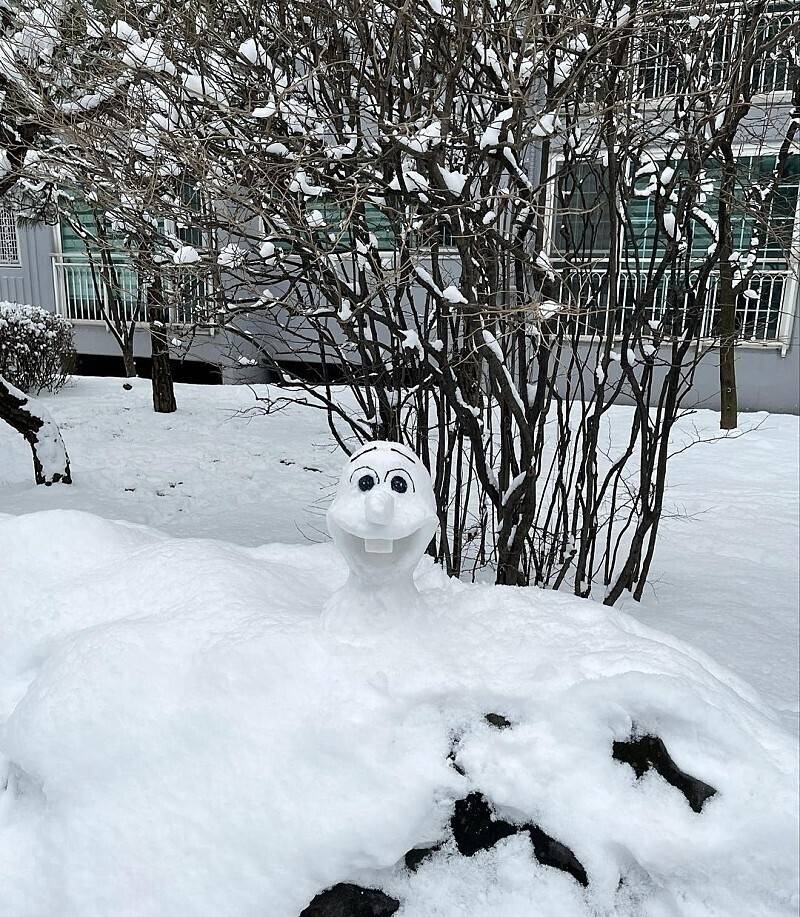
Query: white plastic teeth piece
[[364, 538, 393, 554]]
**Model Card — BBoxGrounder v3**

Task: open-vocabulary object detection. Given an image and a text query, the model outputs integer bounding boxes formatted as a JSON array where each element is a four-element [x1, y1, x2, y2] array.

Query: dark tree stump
[[612, 734, 717, 813], [299, 883, 399, 917], [146, 271, 177, 414]]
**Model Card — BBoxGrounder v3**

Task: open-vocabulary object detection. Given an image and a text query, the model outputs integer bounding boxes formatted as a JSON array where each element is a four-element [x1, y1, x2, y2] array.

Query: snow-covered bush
[[0, 302, 75, 394]]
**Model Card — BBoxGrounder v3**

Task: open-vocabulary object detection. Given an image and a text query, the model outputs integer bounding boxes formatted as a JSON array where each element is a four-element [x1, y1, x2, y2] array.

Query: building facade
[[1, 176, 798, 411], [1, 6, 798, 411]]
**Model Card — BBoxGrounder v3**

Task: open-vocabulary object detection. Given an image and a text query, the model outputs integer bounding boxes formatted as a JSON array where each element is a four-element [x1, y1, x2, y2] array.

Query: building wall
[[239, 290, 800, 413], [0, 220, 57, 310], [574, 320, 800, 415], [692, 329, 799, 414], [2, 212, 798, 413]]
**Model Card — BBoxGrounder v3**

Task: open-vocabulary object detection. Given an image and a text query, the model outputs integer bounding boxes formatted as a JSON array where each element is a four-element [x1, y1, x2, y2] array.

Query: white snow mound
[[0, 510, 797, 916]]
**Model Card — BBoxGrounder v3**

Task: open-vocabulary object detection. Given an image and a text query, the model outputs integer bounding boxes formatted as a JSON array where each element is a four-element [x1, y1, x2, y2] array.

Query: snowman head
[[327, 441, 439, 587]]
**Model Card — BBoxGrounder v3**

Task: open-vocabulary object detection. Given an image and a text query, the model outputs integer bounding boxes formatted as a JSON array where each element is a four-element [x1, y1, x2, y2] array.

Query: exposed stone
[[612, 733, 717, 813], [484, 713, 512, 730], [526, 825, 588, 887], [450, 793, 589, 886], [404, 843, 443, 872], [451, 792, 517, 857], [299, 883, 400, 917]]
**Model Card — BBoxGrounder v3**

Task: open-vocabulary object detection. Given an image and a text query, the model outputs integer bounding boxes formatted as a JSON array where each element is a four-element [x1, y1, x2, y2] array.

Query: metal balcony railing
[[52, 257, 201, 325], [53, 256, 794, 348], [553, 265, 795, 345], [635, 3, 797, 100]]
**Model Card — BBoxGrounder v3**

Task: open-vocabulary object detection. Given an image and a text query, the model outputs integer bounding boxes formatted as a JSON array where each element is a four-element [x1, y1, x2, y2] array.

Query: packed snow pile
[[0, 509, 797, 916]]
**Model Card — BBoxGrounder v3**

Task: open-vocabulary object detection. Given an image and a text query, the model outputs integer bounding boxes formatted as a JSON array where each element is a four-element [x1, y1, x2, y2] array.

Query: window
[[314, 200, 397, 251], [0, 204, 20, 265], [556, 165, 613, 260], [624, 154, 799, 268], [552, 154, 799, 341], [750, 1, 797, 94], [56, 185, 205, 324], [59, 198, 129, 257], [635, 2, 797, 100]]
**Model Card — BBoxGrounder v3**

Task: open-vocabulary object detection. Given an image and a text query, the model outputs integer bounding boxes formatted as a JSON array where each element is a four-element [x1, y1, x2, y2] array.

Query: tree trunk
[[0, 375, 72, 485], [122, 343, 137, 378], [717, 147, 738, 430], [718, 262, 738, 430], [147, 272, 177, 414]]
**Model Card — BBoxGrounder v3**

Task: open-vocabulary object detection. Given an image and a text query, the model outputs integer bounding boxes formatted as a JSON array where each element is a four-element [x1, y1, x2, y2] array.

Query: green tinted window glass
[[59, 199, 127, 256], [556, 165, 613, 258], [313, 200, 396, 250], [60, 180, 204, 255], [622, 154, 798, 268], [755, 154, 799, 264]]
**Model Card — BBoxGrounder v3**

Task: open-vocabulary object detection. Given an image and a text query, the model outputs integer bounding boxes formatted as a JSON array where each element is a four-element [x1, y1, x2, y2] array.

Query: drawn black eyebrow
[[389, 446, 417, 462], [349, 445, 377, 462], [384, 467, 415, 491], [348, 464, 379, 483]]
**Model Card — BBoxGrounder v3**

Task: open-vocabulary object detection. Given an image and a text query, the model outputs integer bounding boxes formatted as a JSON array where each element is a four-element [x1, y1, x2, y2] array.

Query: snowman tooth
[[364, 538, 393, 554]]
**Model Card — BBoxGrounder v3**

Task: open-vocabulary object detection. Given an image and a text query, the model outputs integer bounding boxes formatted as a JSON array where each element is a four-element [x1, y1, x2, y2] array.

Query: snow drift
[[0, 510, 797, 916]]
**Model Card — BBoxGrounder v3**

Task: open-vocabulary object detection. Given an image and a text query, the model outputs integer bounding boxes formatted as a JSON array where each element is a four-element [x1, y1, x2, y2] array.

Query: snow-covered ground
[[1, 377, 797, 731], [1, 377, 798, 916]]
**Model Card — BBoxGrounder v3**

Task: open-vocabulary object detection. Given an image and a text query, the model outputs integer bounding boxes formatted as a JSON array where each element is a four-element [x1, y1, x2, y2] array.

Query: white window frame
[[0, 204, 21, 266]]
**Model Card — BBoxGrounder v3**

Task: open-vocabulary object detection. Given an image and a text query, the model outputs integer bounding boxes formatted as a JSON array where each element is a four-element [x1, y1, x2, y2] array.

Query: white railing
[[635, 4, 797, 100], [53, 256, 793, 346], [554, 266, 794, 345], [52, 258, 200, 325]]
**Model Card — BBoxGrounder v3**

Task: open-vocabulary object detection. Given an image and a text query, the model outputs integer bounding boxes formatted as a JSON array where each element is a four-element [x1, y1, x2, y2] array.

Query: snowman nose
[[365, 490, 395, 525]]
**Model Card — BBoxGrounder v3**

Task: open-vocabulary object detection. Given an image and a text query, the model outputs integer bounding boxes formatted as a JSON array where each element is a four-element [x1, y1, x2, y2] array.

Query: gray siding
[[0, 221, 56, 310], [691, 327, 799, 414], [575, 321, 800, 415], [2, 215, 798, 413]]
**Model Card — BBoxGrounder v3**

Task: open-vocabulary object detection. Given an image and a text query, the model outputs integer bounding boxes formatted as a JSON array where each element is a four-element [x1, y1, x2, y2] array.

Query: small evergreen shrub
[[0, 302, 75, 394]]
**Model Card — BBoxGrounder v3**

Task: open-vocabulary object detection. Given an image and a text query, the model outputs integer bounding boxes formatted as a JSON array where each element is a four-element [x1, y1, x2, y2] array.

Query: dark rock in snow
[[404, 843, 443, 872], [447, 733, 466, 776], [451, 792, 518, 857], [299, 883, 400, 917], [612, 733, 717, 813], [484, 712, 512, 730], [525, 824, 589, 887], [451, 793, 589, 886]]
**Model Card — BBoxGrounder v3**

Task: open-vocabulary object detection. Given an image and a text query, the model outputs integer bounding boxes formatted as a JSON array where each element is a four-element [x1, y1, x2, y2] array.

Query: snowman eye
[[350, 465, 379, 491], [385, 468, 414, 493]]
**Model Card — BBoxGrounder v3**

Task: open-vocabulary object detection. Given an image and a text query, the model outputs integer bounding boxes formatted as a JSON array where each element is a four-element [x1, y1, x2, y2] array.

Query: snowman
[[323, 441, 440, 637]]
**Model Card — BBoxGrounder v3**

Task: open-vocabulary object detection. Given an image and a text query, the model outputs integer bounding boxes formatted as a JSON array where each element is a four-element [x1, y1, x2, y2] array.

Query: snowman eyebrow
[[389, 447, 417, 463], [384, 467, 416, 491], [349, 445, 377, 462], [349, 444, 418, 464], [349, 464, 379, 483]]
